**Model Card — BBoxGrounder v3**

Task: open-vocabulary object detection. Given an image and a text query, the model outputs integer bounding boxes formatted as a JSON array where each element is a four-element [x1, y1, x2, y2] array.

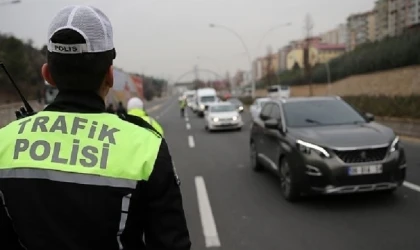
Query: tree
[[303, 13, 314, 96], [264, 46, 277, 87]]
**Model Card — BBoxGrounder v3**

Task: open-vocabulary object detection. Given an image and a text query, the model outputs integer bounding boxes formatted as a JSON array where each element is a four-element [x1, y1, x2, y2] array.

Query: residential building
[[375, 0, 420, 41], [253, 53, 280, 80], [346, 11, 375, 51], [277, 45, 292, 72], [286, 37, 346, 70], [320, 24, 348, 44], [375, 0, 390, 40], [232, 70, 245, 87]]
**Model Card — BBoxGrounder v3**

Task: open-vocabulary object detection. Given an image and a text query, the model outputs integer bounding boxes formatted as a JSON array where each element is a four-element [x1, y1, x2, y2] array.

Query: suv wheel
[[250, 142, 263, 172], [279, 157, 300, 202]]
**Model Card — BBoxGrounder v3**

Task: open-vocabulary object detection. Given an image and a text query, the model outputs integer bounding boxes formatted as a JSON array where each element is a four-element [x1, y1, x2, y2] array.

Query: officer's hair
[[47, 29, 116, 92]]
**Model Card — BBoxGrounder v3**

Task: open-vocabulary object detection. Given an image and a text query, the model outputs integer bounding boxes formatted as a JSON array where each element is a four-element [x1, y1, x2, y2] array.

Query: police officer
[[0, 5, 191, 250], [179, 97, 187, 117], [127, 97, 164, 136]]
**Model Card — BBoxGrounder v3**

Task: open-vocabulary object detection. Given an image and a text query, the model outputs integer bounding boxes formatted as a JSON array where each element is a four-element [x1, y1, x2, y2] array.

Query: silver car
[[205, 103, 243, 132]]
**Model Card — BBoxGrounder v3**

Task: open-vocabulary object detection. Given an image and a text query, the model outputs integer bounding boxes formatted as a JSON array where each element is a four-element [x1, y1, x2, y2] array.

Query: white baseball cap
[[127, 97, 144, 110], [47, 5, 114, 54]]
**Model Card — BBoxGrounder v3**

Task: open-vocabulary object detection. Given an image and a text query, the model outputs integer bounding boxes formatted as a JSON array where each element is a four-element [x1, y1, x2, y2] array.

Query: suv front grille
[[334, 147, 388, 163]]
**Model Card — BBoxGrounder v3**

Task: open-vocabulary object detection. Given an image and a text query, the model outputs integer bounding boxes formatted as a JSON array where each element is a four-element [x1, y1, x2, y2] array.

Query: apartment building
[[375, 0, 390, 40], [286, 37, 346, 70], [277, 45, 292, 72], [375, 0, 420, 41], [320, 24, 348, 44], [346, 11, 376, 51]]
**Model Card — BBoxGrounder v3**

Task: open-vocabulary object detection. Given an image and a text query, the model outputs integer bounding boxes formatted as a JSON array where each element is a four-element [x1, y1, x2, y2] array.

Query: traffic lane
[[156, 104, 208, 250], [402, 140, 420, 185], [186, 111, 420, 250], [143, 96, 169, 111]]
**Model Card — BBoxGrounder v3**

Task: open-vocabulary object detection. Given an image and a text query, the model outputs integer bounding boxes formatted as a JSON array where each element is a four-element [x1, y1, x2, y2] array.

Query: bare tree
[[303, 13, 314, 96], [264, 45, 276, 87]]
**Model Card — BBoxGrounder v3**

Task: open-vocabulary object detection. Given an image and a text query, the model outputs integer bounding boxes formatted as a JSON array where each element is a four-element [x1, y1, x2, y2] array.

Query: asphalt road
[[147, 96, 420, 250]]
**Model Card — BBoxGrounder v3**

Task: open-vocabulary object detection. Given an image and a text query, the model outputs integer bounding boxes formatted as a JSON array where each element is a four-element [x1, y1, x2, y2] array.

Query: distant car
[[227, 98, 244, 113], [205, 102, 243, 132], [250, 96, 406, 201], [249, 97, 270, 120], [196, 88, 218, 117]]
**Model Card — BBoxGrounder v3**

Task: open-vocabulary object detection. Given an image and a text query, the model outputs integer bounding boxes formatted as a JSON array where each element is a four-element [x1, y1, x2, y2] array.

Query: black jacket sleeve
[[0, 191, 25, 250], [120, 139, 191, 250]]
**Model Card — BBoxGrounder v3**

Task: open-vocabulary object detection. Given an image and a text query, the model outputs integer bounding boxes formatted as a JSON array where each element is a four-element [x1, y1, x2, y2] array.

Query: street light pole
[[0, 0, 21, 6], [256, 22, 292, 54], [209, 23, 256, 98], [325, 61, 331, 95]]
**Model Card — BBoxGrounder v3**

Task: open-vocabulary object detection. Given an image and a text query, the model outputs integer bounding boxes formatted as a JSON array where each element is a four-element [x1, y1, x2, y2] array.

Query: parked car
[[250, 97, 270, 120], [249, 96, 406, 201], [227, 98, 244, 113], [205, 102, 243, 132]]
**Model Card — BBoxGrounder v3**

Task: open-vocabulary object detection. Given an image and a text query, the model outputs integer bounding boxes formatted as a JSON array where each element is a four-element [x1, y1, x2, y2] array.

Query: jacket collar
[[44, 90, 106, 113]]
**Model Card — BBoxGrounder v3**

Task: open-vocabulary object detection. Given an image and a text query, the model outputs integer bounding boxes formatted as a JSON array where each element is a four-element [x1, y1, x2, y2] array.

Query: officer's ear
[[104, 66, 114, 89], [42, 63, 56, 87]]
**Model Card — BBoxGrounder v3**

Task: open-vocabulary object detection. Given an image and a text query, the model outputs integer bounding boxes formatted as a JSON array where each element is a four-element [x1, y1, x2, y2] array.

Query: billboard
[[106, 68, 144, 106]]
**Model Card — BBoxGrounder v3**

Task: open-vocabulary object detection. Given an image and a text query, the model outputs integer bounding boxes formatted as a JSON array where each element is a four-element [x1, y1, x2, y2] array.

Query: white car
[[249, 97, 270, 121], [205, 103, 243, 132]]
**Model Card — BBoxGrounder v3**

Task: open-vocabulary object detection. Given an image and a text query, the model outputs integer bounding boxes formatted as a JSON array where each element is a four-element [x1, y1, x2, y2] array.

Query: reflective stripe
[[0, 168, 137, 189], [117, 193, 132, 249]]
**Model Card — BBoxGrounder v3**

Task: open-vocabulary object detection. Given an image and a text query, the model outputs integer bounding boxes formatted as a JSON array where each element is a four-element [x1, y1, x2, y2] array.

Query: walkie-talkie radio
[[0, 62, 36, 119]]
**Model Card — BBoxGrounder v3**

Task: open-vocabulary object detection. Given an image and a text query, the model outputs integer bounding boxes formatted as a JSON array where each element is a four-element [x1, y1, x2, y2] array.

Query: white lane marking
[[403, 181, 420, 192], [188, 135, 195, 148], [195, 176, 221, 248], [186, 123, 191, 130], [185, 117, 189, 122]]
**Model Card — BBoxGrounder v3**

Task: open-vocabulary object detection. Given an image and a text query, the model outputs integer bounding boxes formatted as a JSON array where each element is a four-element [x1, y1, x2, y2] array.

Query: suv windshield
[[283, 99, 366, 127], [200, 96, 216, 103], [210, 104, 236, 112]]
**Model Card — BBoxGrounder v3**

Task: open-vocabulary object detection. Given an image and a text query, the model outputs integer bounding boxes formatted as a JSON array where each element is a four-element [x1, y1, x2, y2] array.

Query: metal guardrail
[[0, 101, 42, 128]]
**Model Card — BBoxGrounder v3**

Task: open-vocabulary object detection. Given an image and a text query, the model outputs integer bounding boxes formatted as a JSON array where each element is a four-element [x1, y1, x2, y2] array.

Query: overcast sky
[[0, 0, 374, 82]]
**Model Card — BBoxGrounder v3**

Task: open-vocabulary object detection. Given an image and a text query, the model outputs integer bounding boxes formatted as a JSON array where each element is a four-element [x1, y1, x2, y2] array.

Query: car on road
[[267, 85, 290, 99], [249, 97, 270, 121], [249, 96, 407, 201], [196, 88, 218, 117], [227, 97, 244, 113], [205, 102, 243, 132]]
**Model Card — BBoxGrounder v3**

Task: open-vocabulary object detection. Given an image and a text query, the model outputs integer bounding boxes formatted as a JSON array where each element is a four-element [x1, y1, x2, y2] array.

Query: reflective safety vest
[[0, 112, 162, 182], [128, 109, 164, 136]]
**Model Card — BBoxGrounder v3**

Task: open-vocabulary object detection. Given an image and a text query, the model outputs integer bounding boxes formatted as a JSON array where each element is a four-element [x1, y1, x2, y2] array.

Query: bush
[[238, 95, 420, 119], [276, 29, 420, 86], [343, 95, 420, 119], [238, 96, 254, 106]]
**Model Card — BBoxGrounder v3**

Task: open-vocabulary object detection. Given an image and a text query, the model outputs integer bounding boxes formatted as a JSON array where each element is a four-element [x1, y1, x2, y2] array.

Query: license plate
[[348, 165, 383, 176]]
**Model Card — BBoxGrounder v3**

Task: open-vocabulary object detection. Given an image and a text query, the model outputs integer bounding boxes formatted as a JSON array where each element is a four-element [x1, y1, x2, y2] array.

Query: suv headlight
[[212, 117, 219, 122], [232, 116, 238, 121], [200, 104, 205, 110], [390, 136, 400, 153], [296, 140, 330, 158]]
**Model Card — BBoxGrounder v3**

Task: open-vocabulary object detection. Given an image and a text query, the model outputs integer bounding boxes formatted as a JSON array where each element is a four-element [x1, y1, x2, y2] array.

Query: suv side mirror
[[264, 118, 280, 130], [260, 113, 268, 121], [365, 112, 374, 122]]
